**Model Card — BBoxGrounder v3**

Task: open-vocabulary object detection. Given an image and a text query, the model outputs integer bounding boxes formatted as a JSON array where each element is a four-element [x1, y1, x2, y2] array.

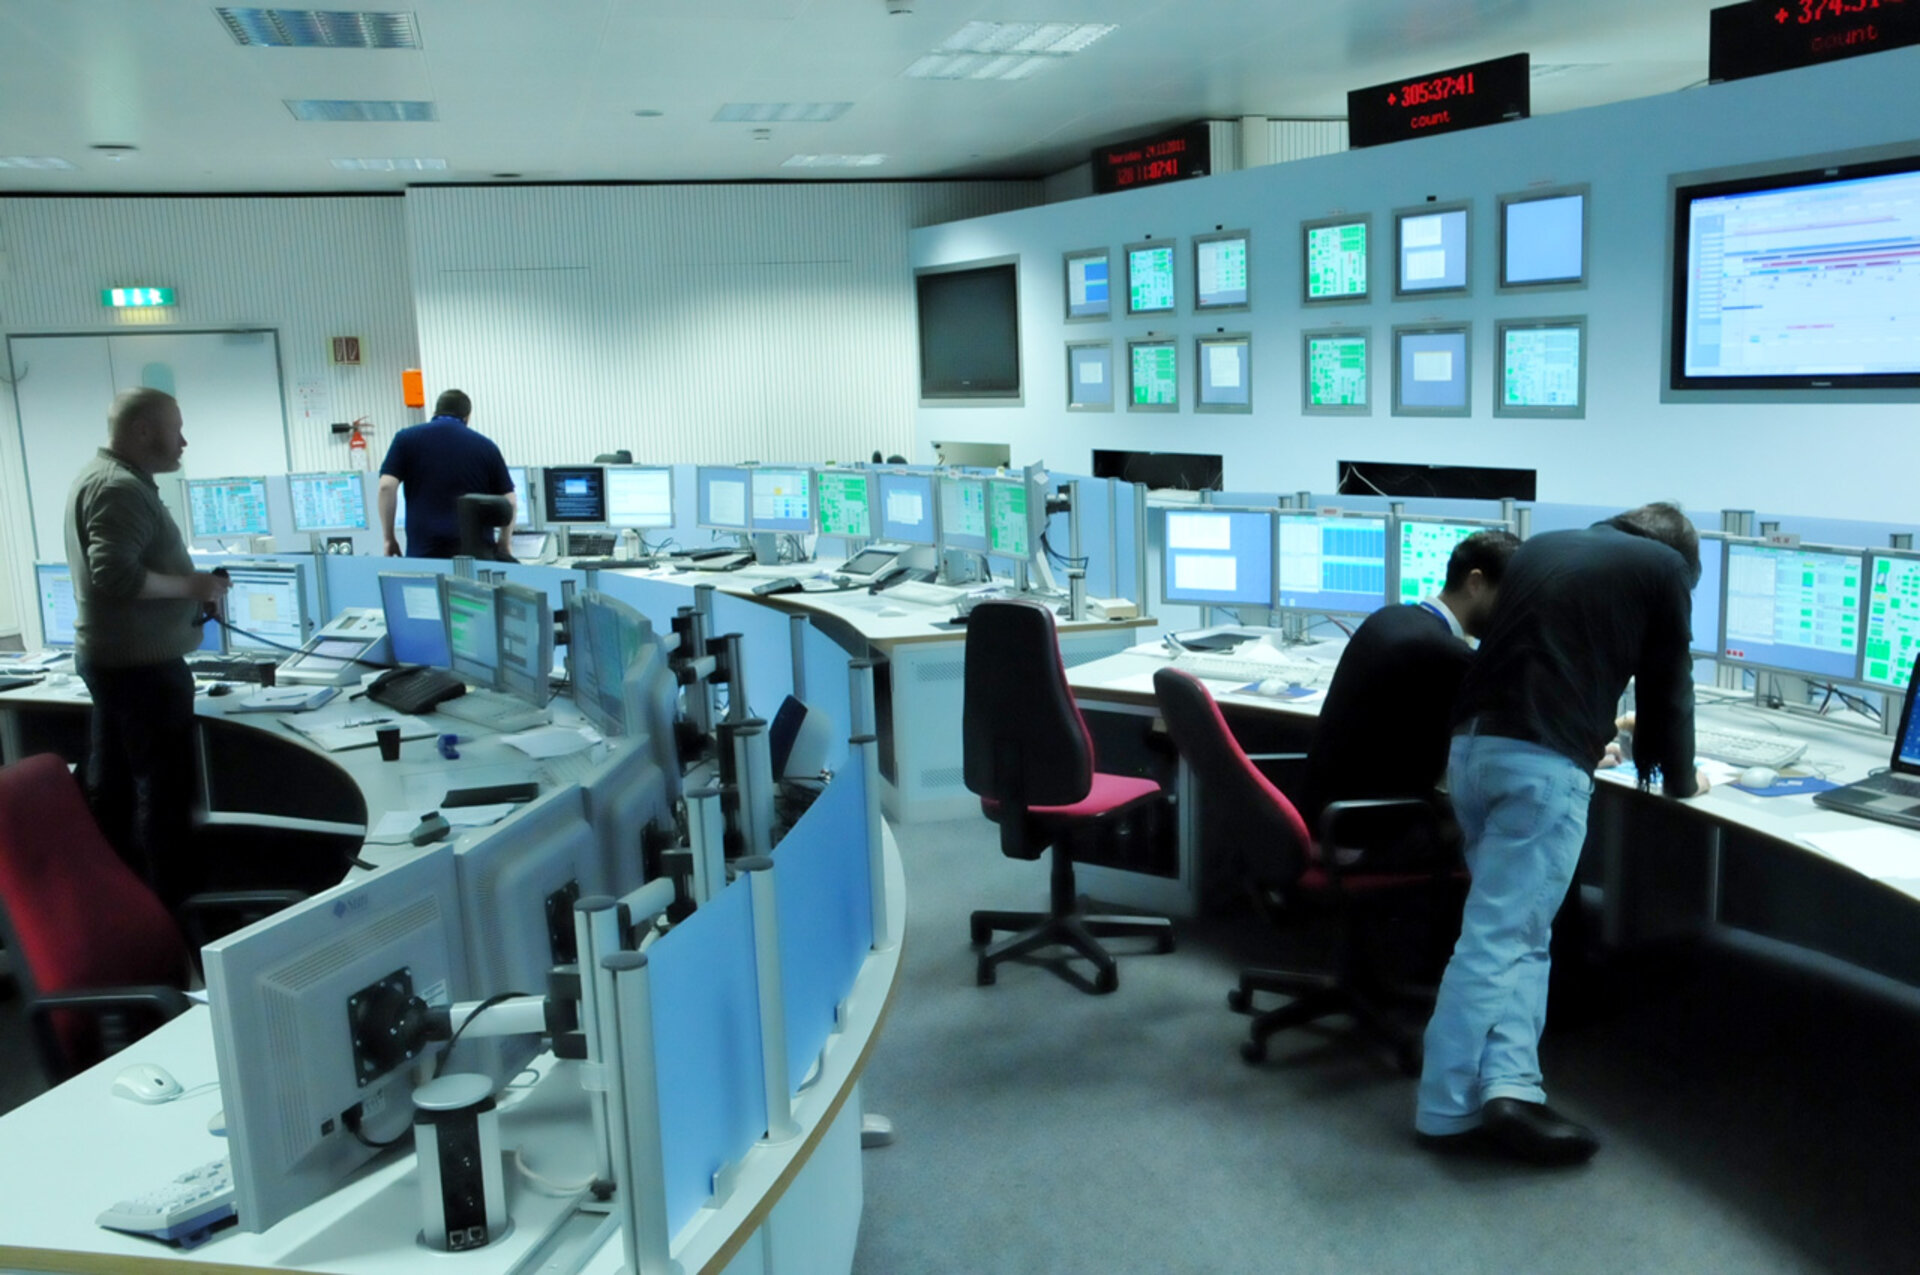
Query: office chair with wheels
[[964, 599, 1174, 994], [1152, 668, 1453, 1073], [0, 754, 301, 1082], [457, 493, 515, 561]]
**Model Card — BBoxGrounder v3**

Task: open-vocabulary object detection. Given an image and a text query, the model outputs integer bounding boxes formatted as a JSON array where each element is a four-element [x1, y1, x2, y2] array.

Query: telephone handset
[[868, 565, 935, 595]]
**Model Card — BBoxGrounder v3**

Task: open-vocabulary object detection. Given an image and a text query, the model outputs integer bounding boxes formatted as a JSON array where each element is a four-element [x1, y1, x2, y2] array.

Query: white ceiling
[[0, 0, 1726, 193]]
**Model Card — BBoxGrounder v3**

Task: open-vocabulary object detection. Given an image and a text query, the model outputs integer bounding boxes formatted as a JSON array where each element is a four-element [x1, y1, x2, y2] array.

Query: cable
[[345, 1104, 413, 1150], [433, 991, 529, 1079]]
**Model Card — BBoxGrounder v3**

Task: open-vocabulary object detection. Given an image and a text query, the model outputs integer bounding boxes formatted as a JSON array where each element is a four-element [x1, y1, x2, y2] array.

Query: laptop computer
[[1812, 674, 1920, 828]]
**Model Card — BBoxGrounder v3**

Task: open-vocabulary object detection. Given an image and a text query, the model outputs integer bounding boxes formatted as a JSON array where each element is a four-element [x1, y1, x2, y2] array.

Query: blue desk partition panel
[[646, 875, 768, 1237], [497, 561, 582, 612], [326, 553, 448, 616], [709, 591, 796, 722], [799, 626, 853, 772], [772, 761, 874, 1093]]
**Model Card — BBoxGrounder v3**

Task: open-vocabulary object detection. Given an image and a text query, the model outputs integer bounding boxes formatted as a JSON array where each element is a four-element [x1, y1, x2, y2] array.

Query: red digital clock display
[[1092, 123, 1212, 195], [1711, 0, 1918, 81], [1348, 53, 1530, 149]]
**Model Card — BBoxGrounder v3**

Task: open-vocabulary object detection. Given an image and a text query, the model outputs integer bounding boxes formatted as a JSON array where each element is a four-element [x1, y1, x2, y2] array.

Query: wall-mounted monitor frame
[[1494, 315, 1587, 419], [1066, 340, 1114, 411], [1127, 338, 1180, 412], [916, 256, 1023, 404], [1393, 200, 1471, 299], [1192, 229, 1251, 313], [1498, 183, 1589, 291], [1391, 322, 1472, 417], [1124, 239, 1177, 316], [1301, 327, 1371, 416], [1063, 246, 1112, 322], [1194, 333, 1251, 414], [1302, 214, 1371, 305]]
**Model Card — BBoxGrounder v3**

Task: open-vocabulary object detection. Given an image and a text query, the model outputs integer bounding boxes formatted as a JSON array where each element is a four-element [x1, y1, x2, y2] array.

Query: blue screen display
[[1503, 192, 1584, 285], [1163, 509, 1274, 607], [876, 472, 936, 546], [379, 572, 450, 667]]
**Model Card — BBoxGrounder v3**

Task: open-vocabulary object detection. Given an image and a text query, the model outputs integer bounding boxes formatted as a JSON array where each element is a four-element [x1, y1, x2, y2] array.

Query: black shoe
[[1479, 1097, 1600, 1166], [1415, 1127, 1488, 1156]]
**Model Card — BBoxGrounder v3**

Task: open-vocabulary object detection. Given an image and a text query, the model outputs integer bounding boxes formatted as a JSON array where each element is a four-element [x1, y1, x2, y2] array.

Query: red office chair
[[1152, 668, 1454, 1073], [964, 599, 1174, 994], [0, 753, 300, 1081]]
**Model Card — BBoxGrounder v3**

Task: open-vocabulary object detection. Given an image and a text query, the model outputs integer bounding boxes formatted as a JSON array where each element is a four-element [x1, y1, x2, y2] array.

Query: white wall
[[909, 47, 1920, 524], [404, 182, 1038, 471]]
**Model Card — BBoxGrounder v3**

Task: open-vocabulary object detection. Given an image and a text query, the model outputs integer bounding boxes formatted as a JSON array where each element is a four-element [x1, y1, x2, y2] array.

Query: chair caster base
[[1094, 966, 1118, 995], [976, 960, 995, 987], [1240, 1038, 1266, 1064]]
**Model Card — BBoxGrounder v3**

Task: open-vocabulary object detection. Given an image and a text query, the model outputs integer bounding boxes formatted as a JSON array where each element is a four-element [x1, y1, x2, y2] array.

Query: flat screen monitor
[[1125, 241, 1176, 315], [443, 576, 502, 689], [1497, 317, 1586, 417], [916, 260, 1021, 400], [1064, 248, 1110, 321], [204, 845, 467, 1234], [542, 466, 607, 524], [1393, 325, 1471, 416], [1395, 204, 1470, 296], [1692, 533, 1727, 659], [288, 472, 368, 532], [604, 466, 674, 529], [1275, 514, 1389, 615], [1193, 231, 1250, 311], [696, 465, 751, 532], [1129, 339, 1179, 410], [33, 562, 77, 647], [1501, 188, 1587, 288], [814, 469, 873, 539], [1304, 216, 1369, 303], [986, 478, 1030, 559], [1303, 330, 1370, 414], [1066, 341, 1114, 410], [379, 571, 450, 667], [574, 592, 647, 738], [498, 582, 553, 709], [749, 467, 814, 533], [1163, 508, 1275, 608], [875, 471, 935, 546], [1722, 541, 1864, 681], [1396, 518, 1506, 605], [937, 476, 989, 553], [1864, 551, 1920, 691], [222, 564, 308, 654], [507, 465, 534, 529], [186, 476, 271, 538], [1672, 152, 1920, 391], [1196, 335, 1251, 411]]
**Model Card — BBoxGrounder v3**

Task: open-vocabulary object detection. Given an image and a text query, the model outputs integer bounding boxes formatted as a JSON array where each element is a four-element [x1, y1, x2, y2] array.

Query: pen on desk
[[340, 715, 396, 729]]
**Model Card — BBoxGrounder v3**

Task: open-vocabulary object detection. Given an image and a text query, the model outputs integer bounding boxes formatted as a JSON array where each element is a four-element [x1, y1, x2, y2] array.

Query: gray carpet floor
[[853, 816, 1920, 1275]]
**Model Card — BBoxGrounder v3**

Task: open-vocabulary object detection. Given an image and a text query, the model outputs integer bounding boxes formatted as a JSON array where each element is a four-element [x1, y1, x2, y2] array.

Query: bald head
[[108, 388, 186, 474]]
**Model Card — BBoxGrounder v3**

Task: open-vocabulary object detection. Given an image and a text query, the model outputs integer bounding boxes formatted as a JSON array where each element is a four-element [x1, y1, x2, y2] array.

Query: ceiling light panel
[[285, 99, 437, 122], [781, 154, 886, 168], [0, 156, 76, 170], [904, 52, 1065, 81], [330, 157, 448, 170], [218, 8, 422, 49], [935, 21, 1114, 56], [713, 103, 852, 123]]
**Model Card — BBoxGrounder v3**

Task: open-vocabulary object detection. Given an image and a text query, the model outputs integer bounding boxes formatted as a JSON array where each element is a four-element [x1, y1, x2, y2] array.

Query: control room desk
[[1064, 645, 1920, 991], [0, 682, 909, 1275]]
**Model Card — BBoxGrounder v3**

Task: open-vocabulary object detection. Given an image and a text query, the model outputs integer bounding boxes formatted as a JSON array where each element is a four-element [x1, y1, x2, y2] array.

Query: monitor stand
[[750, 532, 783, 566]]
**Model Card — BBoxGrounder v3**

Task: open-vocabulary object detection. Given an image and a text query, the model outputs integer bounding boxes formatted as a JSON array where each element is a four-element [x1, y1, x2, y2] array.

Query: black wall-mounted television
[[916, 260, 1021, 401]]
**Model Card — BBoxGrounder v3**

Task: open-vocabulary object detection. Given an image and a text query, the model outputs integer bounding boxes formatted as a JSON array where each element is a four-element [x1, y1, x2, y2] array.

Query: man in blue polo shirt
[[377, 388, 515, 558]]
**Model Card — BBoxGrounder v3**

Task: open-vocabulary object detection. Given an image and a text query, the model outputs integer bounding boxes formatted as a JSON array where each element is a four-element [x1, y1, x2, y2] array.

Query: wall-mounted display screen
[[1126, 242, 1176, 314], [1195, 335, 1250, 412], [1064, 248, 1111, 320], [1395, 203, 1470, 296], [1304, 217, 1369, 302], [1129, 340, 1179, 410], [1193, 231, 1250, 310], [1672, 152, 1920, 391], [1497, 317, 1586, 417], [1303, 330, 1370, 415], [1501, 188, 1587, 288], [1393, 324, 1471, 416], [1067, 341, 1113, 410], [917, 260, 1021, 400]]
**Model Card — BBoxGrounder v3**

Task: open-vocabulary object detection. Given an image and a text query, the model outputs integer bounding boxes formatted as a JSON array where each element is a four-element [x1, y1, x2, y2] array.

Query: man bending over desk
[[1416, 502, 1709, 1167]]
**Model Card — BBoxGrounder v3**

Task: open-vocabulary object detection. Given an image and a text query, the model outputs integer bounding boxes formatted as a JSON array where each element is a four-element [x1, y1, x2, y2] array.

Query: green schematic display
[[1308, 335, 1368, 407], [1131, 343, 1179, 406], [988, 480, 1029, 557], [816, 471, 871, 538], [1865, 556, 1920, 690], [1397, 521, 1480, 602], [1503, 324, 1583, 408], [1128, 244, 1176, 313], [1306, 221, 1368, 300]]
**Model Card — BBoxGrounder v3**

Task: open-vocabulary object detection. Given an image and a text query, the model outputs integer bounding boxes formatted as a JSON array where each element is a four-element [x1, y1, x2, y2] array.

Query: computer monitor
[[1193, 230, 1250, 311], [1063, 247, 1111, 321], [1302, 329, 1370, 415], [1395, 517, 1508, 605], [33, 562, 77, 647], [507, 465, 534, 530], [1864, 550, 1920, 691], [1692, 533, 1728, 659], [579, 739, 677, 900], [986, 478, 1030, 560], [1496, 317, 1586, 418], [287, 472, 368, 532], [937, 476, 989, 554], [498, 582, 554, 709], [1302, 215, 1369, 303], [204, 844, 468, 1234], [1125, 240, 1176, 315], [186, 476, 271, 539], [542, 466, 607, 524], [1394, 203, 1470, 296], [815, 469, 873, 540], [570, 591, 645, 738], [1500, 187, 1587, 289], [1392, 324, 1471, 416], [379, 571, 450, 666], [604, 466, 674, 529], [749, 467, 814, 533], [1162, 508, 1275, 608], [875, 471, 936, 546], [696, 465, 751, 533], [442, 576, 502, 689], [1721, 540, 1864, 682], [1275, 513, 1390, 615], [221, 564, 309, 654]]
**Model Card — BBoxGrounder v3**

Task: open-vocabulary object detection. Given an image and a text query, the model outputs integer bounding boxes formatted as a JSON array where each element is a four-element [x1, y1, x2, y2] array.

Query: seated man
[[1305, 529, 1521, 832]]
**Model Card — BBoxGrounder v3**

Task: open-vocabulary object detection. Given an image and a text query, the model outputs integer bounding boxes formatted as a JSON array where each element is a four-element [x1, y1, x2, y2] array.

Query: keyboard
[[1170, 650, 1329, 687], [435, 688, 553, 733], [885, 580, 965, 609], [539, 746, 607, 786], [1693, 726, 1808, 770], [97, 1157, 235, 1248]]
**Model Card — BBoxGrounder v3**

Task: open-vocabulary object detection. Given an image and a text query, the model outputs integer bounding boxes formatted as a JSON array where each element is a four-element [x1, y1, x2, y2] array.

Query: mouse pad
[[1734, 777, 1841, 796]]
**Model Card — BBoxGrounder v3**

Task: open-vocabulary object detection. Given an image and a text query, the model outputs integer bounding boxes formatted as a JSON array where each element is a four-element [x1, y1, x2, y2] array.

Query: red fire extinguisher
[[348, 417, 370, 470]]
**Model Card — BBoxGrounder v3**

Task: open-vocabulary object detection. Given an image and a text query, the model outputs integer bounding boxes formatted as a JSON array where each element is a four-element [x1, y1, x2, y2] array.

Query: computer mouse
[[1738, 765, 1779, 789], [206, 682, 233, 697], [208, 1108, 227, 1137], [112, 1062, 184, 1104]]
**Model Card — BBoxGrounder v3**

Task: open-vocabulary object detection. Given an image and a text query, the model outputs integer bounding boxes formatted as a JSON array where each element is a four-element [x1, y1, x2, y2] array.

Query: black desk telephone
[[868, 565, 935, 595], [365, 666, 466, 715]]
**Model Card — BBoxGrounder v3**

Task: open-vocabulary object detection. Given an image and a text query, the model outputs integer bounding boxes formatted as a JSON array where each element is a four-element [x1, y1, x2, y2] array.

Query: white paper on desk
[[1801, 828, 1920, 880], [503, 725, 602, 759], [367, 803, 522, 844]]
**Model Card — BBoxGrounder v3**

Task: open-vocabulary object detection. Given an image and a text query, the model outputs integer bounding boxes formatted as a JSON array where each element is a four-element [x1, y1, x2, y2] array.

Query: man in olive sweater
[[64, 388, 230, 906]]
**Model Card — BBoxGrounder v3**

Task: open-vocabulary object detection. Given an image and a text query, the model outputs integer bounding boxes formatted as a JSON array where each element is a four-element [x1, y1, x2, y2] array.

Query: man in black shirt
[[1415, 503, 1710, 1166]]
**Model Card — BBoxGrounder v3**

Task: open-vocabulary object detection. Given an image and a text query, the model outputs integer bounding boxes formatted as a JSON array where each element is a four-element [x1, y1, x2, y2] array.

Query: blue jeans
[[1415, 732, 1593, 1135]]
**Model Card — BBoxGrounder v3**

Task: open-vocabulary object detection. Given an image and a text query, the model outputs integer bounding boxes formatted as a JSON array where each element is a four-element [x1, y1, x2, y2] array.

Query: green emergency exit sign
[[101, 286, 175, 308]]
